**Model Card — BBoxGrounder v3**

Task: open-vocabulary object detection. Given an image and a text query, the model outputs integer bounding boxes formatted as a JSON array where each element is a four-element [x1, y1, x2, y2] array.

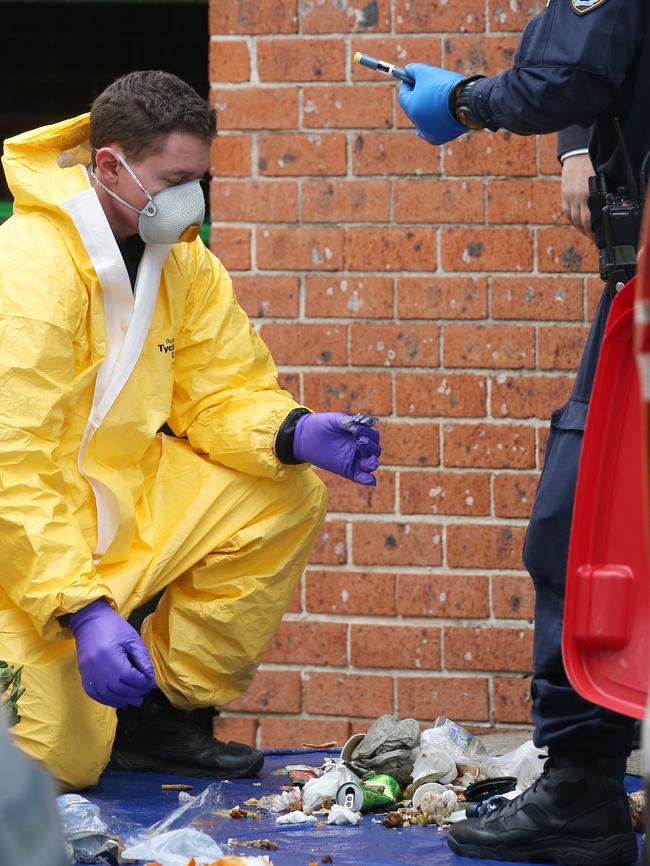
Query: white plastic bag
[[121, 827, 224, 866], [301, 762, 359, 810]]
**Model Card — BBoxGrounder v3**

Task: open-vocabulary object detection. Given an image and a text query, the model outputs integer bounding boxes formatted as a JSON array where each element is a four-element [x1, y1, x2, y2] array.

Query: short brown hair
[[90, 70, 216, 161]]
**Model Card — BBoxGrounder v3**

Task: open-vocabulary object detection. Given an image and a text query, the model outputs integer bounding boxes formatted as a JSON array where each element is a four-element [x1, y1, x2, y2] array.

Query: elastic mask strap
[[89, 152, 157, 217]]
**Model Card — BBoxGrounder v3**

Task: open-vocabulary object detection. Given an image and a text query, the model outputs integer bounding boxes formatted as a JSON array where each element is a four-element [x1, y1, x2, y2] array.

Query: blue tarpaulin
[[87, 749, 644, 866]]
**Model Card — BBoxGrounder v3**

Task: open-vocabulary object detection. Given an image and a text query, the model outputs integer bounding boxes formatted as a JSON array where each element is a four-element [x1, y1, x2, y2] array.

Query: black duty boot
[[447, 753, 638, 865], [111, 689, 264, 778]]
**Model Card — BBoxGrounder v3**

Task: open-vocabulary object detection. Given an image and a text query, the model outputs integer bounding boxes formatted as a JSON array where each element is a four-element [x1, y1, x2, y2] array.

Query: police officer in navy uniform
[[399, 1, 649, 863]]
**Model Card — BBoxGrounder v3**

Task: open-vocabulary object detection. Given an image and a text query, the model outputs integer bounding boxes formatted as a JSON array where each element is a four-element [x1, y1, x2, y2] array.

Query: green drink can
[[336, 774, 400, 813], [362, 774, 401, 804]]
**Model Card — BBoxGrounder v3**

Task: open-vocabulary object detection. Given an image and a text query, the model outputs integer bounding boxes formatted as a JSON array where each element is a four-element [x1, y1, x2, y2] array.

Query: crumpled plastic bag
[[327, 804, 363, 825], [146, 781, 225, 834], [302, 762, 358, 810], [350, 715, 421, 785], [121, 828, 223, 866], [275, 810, 317, 825]]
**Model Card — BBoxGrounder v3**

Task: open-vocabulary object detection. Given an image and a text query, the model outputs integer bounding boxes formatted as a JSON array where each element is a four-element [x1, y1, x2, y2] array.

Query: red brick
[[398, 676, 489, 721], [258, 133, 347, 176], [444, 423, 535, 469], [444, 132, 537, 177], [306, 570, 397, 615], [210, 0, 298, 33], [395, 0, 484, 32], [494, 677, 534, 724], [538, 325, 589, 370], [227, 670, 302, 713], [210, 226, 251, 270], [287, 580, 302, 613], [381, 421, 440, 467], [259, 717, 351, 749], [493, 472, 539, 518], [305, 275, 394, 318], [264, 620, 347, 665], [259, 323, 347, 366], [209, 40, 250, 82], [213, 715, 258, 746], [258, 38, 345, 81], [300, 0, 391, 33], [538, 227, 599, 273], [351, 624, 441, 670], [491, 574, 536, 619], [488, 0, 547, 32], [441, 227, 533, 273], [538, 133, 561, 175], [346, 227, 435, 271], [353, 520, 442, 566], [400, 470, 490, 516], [587, 276, 606, 319], [303, 371, 393, 415], [444, 324, 535, 369], [491, 276, 584, 321], [398, 573, 489, 618], [443, 34, 519, 76], [210, 135, 251, 176], [211, 179, 297, 222], [487, 179, 565, 225], [491, 374, 574, 418], [310, 520, 347, 564], [257, 226, 344, 270], [302, 179, 390, 222], [394, 179, 484, 224], [352, 131, 441, 175], [444, 626, 533, 672], [318, 469, 396, 513], [212, 87, 298, 130], [351, 323, 440, 368], [538, 426, 550, 468], [278, 371, 301, 402], [398, 276, 488, 320], [304, 673, 393, 717], [447, 524, 527, 569], [303, 85, 392, 129], [396, 373, 487, 418], [232, 274, 300, 319], [351, 37, 441, 80]]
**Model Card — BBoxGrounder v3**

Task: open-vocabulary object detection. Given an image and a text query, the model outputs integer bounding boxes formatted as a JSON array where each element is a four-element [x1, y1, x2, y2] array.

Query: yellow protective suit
[[0, 115, 327, 789]]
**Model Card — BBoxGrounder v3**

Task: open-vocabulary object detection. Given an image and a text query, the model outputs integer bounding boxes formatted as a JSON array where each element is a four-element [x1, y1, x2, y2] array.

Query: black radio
[[588, 172, 642, 298]]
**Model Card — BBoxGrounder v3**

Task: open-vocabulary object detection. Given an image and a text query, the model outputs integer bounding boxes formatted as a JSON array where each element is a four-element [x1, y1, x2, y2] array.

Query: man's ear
[[94, 147, 121, 183]]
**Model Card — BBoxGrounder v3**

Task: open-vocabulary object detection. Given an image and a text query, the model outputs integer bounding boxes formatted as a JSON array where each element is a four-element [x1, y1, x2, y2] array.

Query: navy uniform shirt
[[470, 0, 650, 189]]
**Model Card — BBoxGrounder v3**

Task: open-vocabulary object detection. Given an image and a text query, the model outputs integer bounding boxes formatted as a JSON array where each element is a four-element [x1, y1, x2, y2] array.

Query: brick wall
[[208, 0, 600, 749]]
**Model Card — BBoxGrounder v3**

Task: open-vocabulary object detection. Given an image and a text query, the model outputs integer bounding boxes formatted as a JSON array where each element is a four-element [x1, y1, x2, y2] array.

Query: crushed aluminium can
[[336, 773, 400, 813]]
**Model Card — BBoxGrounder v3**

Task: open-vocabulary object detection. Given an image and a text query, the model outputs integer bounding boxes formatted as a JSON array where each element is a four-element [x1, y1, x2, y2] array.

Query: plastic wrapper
[[327, 804, 363, 825], [350, 715, 421, 785], [57, 794, 120, 865], [145, 781, 225, 834], [275, 810, 317, 825], [121, 827, 223, 866], [302, 762, 359, 810], [256, 787, 302, 812], [417, 788, 458, 824]]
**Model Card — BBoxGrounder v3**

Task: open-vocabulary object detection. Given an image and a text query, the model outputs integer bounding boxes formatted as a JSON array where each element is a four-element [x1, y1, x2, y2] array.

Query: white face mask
[[90, 151, 205, 245]]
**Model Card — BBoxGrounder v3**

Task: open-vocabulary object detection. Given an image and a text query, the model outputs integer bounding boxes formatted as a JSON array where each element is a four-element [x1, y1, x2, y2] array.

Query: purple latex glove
[[293, 412, 381, 486], [69, 598, 156, 708]]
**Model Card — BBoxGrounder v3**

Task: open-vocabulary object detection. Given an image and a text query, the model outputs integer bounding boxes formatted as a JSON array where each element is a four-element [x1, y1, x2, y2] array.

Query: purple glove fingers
[[358, 454, 380, 473], [352, 471, 377, 487], [353, 434, 382, 458]]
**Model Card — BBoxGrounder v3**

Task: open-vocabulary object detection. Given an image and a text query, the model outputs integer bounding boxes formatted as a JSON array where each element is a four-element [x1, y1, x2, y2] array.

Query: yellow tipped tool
[[353, 51, 415, 85]]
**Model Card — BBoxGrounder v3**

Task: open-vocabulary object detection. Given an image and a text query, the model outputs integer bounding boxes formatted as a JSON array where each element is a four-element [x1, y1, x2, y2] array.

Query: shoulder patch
[[571, 0, 607, 14]]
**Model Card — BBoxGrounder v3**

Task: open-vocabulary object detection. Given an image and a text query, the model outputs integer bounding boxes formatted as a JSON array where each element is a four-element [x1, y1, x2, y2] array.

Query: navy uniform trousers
[[524, 284, 636, 758]]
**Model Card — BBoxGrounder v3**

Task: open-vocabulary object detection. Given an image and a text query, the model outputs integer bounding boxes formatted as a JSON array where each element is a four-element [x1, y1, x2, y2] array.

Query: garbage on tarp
[[121, 827, 224, 865], [629, 789, 645, 831], [275, 810, 317, 825], [145, 782, 226, 836], [327, 804, 363, 825], [301, 762, 359, 810], [56, 793, 120, 865], [344, 715, 421, 786]]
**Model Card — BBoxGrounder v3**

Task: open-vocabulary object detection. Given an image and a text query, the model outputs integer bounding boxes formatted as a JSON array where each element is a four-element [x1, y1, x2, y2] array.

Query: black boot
[[111, 689, 263, 779], [447, 753, 638, 865]]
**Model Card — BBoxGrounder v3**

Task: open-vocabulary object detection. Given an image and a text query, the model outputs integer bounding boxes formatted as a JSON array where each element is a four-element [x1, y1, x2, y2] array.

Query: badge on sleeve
[[571, 0, 607, 14]]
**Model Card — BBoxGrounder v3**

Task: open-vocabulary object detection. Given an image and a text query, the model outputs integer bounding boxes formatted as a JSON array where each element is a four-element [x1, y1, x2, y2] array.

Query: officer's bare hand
[[561, 153, 594, 240]]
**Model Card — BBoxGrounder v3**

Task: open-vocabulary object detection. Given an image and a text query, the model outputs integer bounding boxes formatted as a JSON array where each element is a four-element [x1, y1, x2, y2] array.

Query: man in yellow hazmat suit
[[0, 70, 381, 790]]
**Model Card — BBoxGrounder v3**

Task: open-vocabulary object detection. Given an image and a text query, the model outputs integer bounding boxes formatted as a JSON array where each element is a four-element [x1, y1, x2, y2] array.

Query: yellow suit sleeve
[[0, 288, 113, 639], [169, 241, 308, 479]]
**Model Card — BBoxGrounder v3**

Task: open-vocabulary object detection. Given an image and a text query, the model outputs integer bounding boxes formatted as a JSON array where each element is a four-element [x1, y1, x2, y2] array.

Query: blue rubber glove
[[399, 63, 466, 146], [293, 412, 381, 486], [69, 598, 156, 708]]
